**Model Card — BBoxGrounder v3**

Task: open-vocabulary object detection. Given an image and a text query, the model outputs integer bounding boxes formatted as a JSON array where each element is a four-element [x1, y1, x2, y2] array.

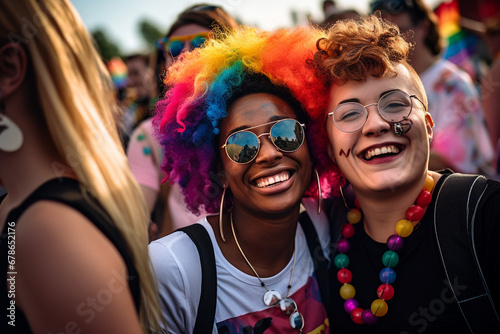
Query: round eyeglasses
[[326, 90, 426, 133], [220, 119, 305, 164]]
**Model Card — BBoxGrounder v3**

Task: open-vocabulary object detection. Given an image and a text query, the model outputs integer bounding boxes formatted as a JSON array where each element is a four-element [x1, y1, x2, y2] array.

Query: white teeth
[[364, 145, 400, 160], [255, 171, 290, 188]]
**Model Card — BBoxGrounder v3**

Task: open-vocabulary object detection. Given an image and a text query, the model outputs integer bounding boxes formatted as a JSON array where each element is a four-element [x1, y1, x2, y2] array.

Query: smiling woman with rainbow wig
[[149, 26, 339, 333]]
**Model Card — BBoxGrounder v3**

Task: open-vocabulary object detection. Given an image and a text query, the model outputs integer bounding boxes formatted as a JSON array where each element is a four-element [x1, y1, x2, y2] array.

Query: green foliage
[[91, 28, 121, 62], [138, 18, 164, 50]]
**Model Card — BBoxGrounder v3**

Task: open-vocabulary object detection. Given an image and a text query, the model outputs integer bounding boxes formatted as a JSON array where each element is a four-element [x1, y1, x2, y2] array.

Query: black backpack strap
[[298, 211, 330, 313], [434, 173, 500, 333], [178, 224, 217, 333]]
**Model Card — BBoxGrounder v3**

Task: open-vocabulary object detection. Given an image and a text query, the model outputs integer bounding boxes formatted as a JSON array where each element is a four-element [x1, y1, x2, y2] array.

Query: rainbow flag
[[106, 57, 128, 89], [435, 0, 479, 81]]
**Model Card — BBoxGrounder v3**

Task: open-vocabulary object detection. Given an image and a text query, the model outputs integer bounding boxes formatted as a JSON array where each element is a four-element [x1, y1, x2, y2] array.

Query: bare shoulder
[[13, 201, 143, 333]]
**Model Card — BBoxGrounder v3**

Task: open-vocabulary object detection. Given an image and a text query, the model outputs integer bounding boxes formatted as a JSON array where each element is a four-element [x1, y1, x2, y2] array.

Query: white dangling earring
[[0, 98, 24, 152], [219, 186, 227, 242]]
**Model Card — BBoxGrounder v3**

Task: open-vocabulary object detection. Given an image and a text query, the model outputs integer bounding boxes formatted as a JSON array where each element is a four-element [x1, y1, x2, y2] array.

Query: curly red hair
[[314, 15, 413, 85]]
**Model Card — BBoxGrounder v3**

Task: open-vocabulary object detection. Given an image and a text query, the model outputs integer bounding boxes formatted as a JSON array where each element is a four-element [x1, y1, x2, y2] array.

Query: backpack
[[178, 211, 329, 333], [434, 173, 500, 332]]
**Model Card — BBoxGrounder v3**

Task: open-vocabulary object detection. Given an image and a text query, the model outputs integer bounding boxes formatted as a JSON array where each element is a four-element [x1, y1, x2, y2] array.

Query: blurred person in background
[[126, 4, 239, 240], [121, 53, 156, 148], [481, 15, 500, 178], [320, 0, 360, 29]]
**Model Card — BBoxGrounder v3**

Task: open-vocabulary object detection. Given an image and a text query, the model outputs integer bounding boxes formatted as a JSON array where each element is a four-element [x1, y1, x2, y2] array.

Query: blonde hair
[[0, 0, 163, 332]]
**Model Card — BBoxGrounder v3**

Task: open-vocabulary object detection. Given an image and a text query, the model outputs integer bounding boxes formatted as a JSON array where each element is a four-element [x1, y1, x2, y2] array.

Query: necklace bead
[[351, 308, 364, 324], [362, 308, 378, 324], [387, 234, 404, 251], [407, 205, 425, 221], [337, 238, 350, 253], [395, 219, 414, 237], [342, 223, 356, 238], [416, 190, 432, 206], [337, 268, 353, 283], [344, 298, 359, 313], [381, 250, 399, 267], [377, 284, 394, 300], [335, 173, 435, 325]]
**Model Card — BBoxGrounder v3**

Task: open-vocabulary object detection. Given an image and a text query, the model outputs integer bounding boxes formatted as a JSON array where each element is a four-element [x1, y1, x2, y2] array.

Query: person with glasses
[[370, 0, 495, 178], [153, 3, 239, 97], [312, 15, 500, 333], [149, 26, 336, 333], [127, 4, 239, 239]]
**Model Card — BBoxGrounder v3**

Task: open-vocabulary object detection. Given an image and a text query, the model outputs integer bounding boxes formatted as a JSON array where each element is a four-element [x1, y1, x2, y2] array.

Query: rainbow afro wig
[[154, 26, 340, 215]]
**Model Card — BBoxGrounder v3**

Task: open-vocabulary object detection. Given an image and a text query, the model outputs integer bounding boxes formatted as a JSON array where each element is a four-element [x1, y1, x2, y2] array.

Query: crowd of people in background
[[1, 0, 499, 333], [114, 0, 500, 237]]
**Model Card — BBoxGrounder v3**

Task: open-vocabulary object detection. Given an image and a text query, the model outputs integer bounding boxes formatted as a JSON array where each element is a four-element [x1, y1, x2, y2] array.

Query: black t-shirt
[[327, 172, 500, 333], [0, 178, 141, 334]]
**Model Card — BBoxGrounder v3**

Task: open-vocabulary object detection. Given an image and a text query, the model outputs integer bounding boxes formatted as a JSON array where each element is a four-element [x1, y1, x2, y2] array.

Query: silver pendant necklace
[[230, 213, 304, 331]]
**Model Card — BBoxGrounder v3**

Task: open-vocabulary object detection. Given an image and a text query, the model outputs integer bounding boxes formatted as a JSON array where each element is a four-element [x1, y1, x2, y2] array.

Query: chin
[[261, 196, 302, 215], [349, 170, 403, 193]]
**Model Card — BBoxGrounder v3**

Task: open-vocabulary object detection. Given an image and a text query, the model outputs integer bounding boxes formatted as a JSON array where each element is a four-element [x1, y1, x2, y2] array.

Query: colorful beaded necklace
[[334, 173, 435, 325]]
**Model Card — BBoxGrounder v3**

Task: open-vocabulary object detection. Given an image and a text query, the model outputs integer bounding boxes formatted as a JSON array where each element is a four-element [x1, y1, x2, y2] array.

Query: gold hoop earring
[[315, 169, 322, 215], [219, 187, 227, 242], [339, 185, 349, 210]]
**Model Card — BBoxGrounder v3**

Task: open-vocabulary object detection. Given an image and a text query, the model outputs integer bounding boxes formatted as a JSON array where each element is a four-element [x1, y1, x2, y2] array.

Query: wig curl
[[154, 26, 339, 215]]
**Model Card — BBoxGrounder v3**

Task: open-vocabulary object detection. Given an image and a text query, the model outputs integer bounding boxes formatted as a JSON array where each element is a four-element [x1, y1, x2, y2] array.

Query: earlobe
[[218, 170, 229, 189], [0, 44, 28, 99]]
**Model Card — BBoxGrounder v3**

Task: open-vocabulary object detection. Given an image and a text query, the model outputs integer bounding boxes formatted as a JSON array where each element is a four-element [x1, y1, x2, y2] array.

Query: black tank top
[[0, 178, 141, 333]]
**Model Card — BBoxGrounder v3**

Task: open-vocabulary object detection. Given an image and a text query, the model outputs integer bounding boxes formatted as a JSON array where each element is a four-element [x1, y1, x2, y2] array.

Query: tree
[[138, 18, 164, 50], [91, 28, 121, 62]]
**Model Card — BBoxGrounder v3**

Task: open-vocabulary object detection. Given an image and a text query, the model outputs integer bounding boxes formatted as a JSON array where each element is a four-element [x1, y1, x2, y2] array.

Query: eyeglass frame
[[220, 119, 306, 164], [326, 90, 426, 133]]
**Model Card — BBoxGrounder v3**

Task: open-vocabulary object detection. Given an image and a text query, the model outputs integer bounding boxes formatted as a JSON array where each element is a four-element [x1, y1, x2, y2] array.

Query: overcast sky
[[71, 0, 443, 54]]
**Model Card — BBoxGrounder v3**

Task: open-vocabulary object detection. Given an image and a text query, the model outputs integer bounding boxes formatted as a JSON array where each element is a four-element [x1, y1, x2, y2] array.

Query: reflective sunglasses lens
[[280, 297, 297, 315], [270, 120, 304, 152], [289, 311, 304, 330], [191, 35, 207, 48], [379, 91, 412, 122], [225, 131, 259, 163], [168, 40, 184, 58], [263, 290, 281, 306]]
